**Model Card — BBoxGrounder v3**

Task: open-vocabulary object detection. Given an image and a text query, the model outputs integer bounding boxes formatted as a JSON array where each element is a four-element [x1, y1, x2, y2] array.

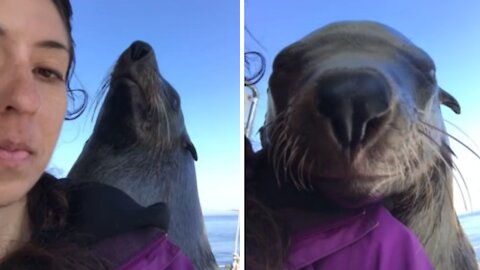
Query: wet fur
[[261, 21, 478, 270], [68, 41, 217, 270]]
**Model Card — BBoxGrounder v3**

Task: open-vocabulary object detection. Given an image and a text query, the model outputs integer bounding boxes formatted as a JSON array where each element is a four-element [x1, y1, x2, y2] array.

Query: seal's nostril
[[317, 70, 391, 151], [130, 41, 152, 61]]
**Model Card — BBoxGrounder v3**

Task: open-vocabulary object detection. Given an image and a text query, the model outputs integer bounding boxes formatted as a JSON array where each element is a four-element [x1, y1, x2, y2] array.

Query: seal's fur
[[261, 21, 477, 270], [68, 41, 217, 270]]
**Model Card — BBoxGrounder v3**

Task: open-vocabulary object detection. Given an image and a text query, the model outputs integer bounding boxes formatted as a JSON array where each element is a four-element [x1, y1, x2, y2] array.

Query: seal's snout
[[129, 40, 153, 61], [316, 70, 392, 152]]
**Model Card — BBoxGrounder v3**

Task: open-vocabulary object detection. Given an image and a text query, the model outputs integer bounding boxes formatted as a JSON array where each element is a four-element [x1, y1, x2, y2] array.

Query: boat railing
[[244, 81, 259, 138]]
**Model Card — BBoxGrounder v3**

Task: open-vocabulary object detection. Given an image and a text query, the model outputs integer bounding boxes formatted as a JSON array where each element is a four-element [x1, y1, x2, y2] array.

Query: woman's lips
[[0, 142, 33, 168]]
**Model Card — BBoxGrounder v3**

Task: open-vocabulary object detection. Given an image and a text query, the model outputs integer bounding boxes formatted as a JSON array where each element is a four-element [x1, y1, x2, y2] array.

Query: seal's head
[[263, 21, 460, 207], [69, 42, 217, 269], [93, 41, 197, 160]]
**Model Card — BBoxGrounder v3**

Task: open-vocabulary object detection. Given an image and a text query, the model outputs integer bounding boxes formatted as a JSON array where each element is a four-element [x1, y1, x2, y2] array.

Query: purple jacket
[[285, 205, 434, 270], [115, 233, 194, 270], [91, 226, 195, 270]]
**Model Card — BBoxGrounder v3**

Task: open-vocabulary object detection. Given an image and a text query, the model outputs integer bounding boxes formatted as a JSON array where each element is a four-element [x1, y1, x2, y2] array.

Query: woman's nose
[[0, 65, 41, 115]]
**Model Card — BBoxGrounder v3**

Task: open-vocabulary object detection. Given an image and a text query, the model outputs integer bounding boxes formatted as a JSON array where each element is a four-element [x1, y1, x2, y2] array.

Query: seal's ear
[[440, 88, 461, 114], [183, 134, 198, 161]]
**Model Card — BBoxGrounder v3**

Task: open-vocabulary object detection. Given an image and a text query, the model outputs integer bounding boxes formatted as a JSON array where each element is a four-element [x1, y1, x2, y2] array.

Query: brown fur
[[253, 21, 477, 270], [68, 41, 216, 270]]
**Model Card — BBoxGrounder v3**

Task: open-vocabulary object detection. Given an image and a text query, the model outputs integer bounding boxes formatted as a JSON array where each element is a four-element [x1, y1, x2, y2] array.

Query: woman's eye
[[34, 67, 64, 82]]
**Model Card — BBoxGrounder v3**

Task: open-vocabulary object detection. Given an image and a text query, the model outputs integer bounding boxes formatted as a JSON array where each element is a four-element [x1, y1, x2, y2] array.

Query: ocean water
[[204, 211, 240, 268], [459, 211, 480, 260]]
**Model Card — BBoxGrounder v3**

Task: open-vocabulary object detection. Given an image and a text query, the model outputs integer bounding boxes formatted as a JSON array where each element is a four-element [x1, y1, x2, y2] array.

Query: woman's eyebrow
[[0, 24, 68, 53], [35, 40, 69, 53]]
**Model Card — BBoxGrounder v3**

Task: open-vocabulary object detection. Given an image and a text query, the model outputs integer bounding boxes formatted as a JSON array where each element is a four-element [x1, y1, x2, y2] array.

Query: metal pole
[[244, 82, 259, 138]]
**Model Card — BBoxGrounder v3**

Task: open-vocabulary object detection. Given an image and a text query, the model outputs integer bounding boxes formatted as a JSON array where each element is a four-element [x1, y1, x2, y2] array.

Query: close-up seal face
[[263, 20, 460, 207]]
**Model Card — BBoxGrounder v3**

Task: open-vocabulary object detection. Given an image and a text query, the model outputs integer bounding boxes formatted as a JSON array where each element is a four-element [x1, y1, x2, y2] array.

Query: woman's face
[[0, 0, 69, 206]]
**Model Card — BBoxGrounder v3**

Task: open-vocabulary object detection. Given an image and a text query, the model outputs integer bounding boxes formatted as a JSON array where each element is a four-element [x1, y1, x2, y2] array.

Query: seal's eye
[[421, 68, 436, 85], [428, 69, 436, 81], [413, 56, 436, 85], [171, 97, 180, 112]]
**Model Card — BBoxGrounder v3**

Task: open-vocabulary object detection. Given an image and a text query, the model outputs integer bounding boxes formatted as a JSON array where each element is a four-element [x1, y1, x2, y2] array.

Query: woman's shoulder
[[118, 232, 194, 270], [92, 228, 194, 270]]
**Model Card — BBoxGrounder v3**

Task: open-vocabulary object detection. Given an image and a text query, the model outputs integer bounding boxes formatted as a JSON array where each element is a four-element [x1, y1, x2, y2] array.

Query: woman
[[0, 0, 77, 266], [0, 0, 194, 269]]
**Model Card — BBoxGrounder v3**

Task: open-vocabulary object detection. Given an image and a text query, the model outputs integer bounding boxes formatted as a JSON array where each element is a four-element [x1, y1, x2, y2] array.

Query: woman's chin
[[0, 170, 39, 207]]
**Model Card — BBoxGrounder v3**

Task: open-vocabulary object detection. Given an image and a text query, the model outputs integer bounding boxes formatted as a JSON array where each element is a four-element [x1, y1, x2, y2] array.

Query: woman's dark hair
[[244, 48, 291, 269], [0, 174, 110, 270], [245, 138, 290, 270], [0, 1, 108, 269], [50, 0, 88, 120]]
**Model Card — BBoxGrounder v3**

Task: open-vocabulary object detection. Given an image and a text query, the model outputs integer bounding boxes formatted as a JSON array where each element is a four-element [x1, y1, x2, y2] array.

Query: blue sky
[[246, 0, 480, 213], [48, 1, 240, 212]]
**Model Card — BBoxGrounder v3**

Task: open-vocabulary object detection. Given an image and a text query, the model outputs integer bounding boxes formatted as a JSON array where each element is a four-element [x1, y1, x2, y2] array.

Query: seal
[[259, 21, 477, 270], [68, 41, 217, 270]]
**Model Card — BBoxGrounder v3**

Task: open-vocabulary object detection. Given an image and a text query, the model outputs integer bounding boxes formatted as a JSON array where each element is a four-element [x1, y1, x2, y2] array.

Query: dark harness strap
[[66, 181, 169, 244]]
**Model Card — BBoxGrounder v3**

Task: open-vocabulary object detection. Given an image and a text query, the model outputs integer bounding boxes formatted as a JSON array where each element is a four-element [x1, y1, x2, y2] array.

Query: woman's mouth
[[0, 141, 33, 168]]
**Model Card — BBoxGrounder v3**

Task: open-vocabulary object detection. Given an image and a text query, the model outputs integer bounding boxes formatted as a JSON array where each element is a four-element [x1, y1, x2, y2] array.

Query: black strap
[[66, 181, 169, 243]]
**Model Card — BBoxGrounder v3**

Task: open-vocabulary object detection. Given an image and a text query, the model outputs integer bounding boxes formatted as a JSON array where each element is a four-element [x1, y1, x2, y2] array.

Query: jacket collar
[[286, 205, 380, 270]]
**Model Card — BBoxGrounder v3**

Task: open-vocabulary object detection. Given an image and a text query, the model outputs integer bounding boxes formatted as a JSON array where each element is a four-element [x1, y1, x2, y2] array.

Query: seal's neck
[[391, 162, 477, 270]]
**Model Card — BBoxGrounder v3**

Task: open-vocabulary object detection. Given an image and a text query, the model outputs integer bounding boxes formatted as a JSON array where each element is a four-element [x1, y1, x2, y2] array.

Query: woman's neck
[[0, 196, 30, 260]]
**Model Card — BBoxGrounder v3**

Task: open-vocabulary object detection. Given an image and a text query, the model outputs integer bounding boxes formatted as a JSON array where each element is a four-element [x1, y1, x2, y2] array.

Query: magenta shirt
[[117, 233, 194, 270], [285, 205, 434, 270]]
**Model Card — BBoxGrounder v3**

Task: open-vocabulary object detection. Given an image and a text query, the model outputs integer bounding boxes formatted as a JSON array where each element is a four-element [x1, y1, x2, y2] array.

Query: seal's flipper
[[440, 88, 461, 114]]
